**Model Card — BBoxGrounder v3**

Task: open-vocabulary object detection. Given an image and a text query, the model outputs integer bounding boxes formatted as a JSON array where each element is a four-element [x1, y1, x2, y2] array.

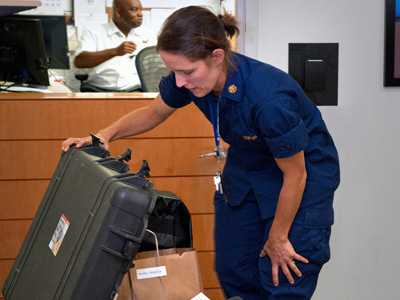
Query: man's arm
[[74, 41, 137, 68]]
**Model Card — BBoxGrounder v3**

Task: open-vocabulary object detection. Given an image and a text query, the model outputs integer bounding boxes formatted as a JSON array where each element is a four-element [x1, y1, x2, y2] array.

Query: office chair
[[135, 46, 170, 92]]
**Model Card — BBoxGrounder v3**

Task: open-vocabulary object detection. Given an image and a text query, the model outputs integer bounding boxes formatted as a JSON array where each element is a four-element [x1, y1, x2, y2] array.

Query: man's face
[[116, 0, 143, 29]]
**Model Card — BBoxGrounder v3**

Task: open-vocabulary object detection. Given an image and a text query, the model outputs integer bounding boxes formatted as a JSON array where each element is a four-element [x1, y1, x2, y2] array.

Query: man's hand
[[115, 41, 137, 56], [260, 235, 309, 286]]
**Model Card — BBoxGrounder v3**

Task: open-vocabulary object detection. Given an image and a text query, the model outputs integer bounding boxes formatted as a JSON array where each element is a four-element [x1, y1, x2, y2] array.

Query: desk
[[0, 92, 224, 300]]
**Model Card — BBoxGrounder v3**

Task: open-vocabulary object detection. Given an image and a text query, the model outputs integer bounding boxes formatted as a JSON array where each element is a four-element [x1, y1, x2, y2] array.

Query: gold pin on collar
[[228, 84, 237, 94]]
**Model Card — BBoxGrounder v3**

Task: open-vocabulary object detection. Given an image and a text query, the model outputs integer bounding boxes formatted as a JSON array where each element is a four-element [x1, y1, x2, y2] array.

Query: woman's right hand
[[61, 134, 109, 152]]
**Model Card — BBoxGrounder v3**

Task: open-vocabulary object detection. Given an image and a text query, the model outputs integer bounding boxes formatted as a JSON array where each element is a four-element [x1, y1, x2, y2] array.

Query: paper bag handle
[[145, 229, 161, 265], [128, 229, 164, 300]]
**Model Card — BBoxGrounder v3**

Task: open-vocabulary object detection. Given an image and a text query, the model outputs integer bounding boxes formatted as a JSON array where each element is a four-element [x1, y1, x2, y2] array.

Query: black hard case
[[3, 145, 157, 300]]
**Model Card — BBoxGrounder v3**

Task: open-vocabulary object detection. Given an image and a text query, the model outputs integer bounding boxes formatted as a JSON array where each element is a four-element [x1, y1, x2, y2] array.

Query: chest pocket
[[219, 100, 267, 152]]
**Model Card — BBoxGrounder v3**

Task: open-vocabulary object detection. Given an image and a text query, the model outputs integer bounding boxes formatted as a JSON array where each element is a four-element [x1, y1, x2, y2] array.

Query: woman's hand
[[260, 235, 309, 286], [61, 133, 109, 152]]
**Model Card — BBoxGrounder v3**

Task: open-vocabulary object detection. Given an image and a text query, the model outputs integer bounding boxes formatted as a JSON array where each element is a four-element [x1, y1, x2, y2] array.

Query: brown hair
[[157, 6, 239, 67]]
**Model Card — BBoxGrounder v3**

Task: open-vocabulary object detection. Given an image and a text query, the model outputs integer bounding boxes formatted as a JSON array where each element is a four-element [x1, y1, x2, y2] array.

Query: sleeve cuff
[[159, 74, 191, 108], [264, 120, 308, 158]]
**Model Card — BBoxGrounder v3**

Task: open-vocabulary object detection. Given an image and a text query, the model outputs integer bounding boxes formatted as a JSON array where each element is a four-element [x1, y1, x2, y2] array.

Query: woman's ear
[[210, 49, 225, 66]]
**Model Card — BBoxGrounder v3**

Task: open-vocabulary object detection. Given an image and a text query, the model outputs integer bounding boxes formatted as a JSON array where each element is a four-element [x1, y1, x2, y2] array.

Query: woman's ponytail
[[218, 13, 239, 39]]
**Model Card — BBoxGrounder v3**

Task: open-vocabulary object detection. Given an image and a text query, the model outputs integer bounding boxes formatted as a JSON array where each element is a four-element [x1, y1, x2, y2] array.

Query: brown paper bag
[[117, 248, 203, 300]]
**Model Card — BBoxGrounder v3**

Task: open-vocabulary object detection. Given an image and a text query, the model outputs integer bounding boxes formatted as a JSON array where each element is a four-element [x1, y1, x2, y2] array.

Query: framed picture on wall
[[384, 0, 400, 86]]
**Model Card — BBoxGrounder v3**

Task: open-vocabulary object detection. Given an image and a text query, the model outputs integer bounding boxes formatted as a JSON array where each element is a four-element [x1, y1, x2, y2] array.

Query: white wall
[[242, 1, 400, 299]]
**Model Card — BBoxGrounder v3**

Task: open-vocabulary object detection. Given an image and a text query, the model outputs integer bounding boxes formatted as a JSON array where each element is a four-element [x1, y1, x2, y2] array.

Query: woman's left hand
[[260, 236, 309, 286]]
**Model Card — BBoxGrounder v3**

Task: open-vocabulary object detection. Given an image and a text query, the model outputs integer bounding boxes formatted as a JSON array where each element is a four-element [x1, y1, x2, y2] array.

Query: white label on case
[[136, 266, 167, 280], [191, 292, 211, 300], [49, 214, 70, 256]]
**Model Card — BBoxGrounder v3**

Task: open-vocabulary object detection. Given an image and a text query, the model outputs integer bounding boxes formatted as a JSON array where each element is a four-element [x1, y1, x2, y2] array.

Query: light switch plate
[[289, 43, 338, 106]]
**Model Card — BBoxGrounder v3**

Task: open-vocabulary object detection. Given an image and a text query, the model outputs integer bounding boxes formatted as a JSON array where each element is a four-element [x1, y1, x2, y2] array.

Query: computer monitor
[[14, 15, 70, 69], [0, 17, 50, 86]]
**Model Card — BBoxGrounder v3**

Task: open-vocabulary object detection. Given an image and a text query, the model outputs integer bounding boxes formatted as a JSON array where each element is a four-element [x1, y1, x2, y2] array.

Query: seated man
[[74, 0, 150, 92]]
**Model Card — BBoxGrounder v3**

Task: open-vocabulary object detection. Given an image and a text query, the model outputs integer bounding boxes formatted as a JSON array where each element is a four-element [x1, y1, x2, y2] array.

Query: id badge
[[213, 172, 223, 194]]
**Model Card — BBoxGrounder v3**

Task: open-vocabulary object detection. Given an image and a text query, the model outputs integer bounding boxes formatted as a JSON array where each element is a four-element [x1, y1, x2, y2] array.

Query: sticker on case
[[49, 214, 70, 256], [191, 293, 211, 300]]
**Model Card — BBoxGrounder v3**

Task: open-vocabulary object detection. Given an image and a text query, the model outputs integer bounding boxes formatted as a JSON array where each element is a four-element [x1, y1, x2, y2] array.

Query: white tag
[[213, 175, 221, 191], [136, 266, 167, 280], [214, 175, 221, 185], [191, 292, 211, 300]]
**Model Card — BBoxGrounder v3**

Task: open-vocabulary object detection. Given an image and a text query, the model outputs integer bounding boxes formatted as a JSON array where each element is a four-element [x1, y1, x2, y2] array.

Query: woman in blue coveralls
[[63, 6, 340, 300]]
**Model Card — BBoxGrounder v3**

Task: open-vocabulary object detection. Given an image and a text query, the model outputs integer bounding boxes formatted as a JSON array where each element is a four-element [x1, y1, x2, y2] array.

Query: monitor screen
[[14, 15, 70, 69], [0, 17, 49, 86]]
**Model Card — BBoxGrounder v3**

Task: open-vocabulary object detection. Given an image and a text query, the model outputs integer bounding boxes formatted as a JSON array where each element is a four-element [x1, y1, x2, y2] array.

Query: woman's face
[[159, 50, 226, 98]]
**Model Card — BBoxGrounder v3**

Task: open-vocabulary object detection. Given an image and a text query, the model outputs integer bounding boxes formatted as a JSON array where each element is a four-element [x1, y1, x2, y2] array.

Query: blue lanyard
[[209, 95, 222, 157]]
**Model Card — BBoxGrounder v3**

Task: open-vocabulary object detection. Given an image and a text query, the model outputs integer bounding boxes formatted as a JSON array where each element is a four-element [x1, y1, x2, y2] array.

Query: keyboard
[[5, 85, 50, 93]]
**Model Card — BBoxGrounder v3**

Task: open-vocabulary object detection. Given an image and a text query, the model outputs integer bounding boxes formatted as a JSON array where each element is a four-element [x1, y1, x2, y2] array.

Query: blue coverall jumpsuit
[[159, 53, 340, 300]]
